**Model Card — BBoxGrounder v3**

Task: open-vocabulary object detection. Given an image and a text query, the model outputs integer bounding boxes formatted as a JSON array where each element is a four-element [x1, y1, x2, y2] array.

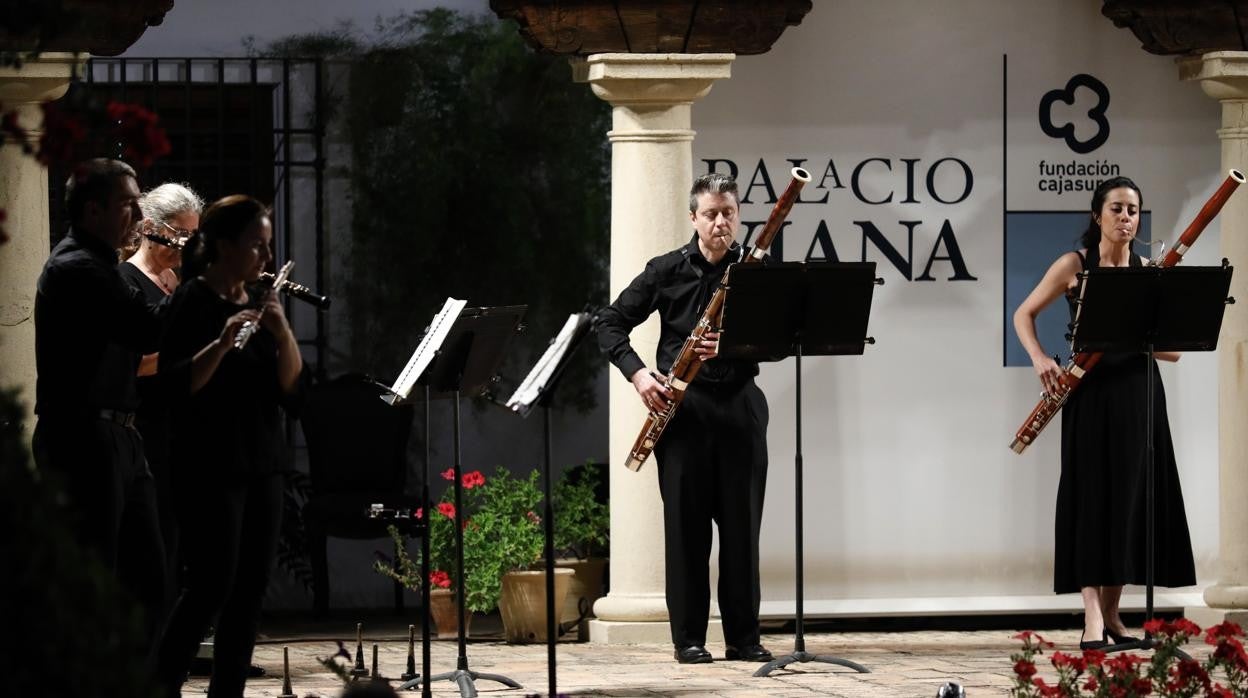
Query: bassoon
[[624, 167, 813, 471], [1010, 168, 1245, 454]]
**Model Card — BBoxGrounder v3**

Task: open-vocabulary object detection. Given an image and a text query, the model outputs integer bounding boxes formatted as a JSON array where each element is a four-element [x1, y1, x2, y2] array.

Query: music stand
[[392, 304, 527, 698], [1070, 264, 1232, 657], [717, 261, 881, 678], [504, 310, 597, 698]]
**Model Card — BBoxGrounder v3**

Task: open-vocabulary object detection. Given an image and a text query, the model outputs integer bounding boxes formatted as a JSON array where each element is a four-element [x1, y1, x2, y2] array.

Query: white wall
[[689, 0, 1221, 616]]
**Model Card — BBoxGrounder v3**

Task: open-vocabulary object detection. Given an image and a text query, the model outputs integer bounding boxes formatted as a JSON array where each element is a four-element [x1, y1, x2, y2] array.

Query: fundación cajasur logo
[[1035, 73, 1122, 195]]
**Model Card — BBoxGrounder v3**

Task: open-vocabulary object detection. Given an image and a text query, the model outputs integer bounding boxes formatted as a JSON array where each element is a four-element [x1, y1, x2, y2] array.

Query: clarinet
[[624, 168, 812, 471], [233, 260, 295, 350], [1010, 168, 1245, 454]]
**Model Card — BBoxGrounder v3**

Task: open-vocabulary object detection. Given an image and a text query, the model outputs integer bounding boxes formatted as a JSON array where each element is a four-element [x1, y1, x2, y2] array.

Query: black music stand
[[717, 261, 881, 678], [504, 310, 596, 698], [1070, 264, 1232, 657], [393, 304, 527, 698]]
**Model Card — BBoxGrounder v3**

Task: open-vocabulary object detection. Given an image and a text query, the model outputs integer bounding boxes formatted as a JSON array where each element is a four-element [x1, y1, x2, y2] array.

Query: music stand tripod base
[[755, 651, 871, 677]]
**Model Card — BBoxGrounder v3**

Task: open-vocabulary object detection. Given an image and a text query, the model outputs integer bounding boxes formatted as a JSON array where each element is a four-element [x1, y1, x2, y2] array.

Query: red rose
[[441, 468, 456, 481], [428, 570, 451, 588], [437, 502, 456, 519]]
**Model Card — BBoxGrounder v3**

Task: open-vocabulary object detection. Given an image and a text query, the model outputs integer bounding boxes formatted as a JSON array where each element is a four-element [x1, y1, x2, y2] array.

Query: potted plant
[[374, 465, 574, 643], [465, 466, 574, 644], [550, 460, 609, 637]]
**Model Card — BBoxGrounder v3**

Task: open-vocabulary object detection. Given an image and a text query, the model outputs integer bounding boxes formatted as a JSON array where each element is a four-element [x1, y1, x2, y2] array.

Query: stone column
[[573, 53, 733, 644], [0, 54, 79, 430], [1180, 50, 1248, 625]]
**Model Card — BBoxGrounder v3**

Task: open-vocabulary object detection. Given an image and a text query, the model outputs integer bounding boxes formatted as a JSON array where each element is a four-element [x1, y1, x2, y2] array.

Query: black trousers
[[32, 417, 168, 657], [156, 473, 283, 698], [653, 380, 769, 649]]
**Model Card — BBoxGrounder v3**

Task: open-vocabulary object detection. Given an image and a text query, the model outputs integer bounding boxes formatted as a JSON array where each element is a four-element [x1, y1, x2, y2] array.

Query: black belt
[[98, 408, 137, 428]]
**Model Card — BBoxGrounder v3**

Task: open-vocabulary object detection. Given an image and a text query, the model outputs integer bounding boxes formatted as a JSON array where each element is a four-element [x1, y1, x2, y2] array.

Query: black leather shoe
[[674, 645, 713, 664], [725, 644, 774, 662], [1107, 629, 1140, 644], [1079, 631, 1110, 651]]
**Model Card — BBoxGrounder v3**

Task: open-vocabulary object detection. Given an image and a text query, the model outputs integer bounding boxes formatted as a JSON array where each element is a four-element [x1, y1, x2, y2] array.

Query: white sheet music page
[[387, 297, 467, 404], [506, 313, 585, 414]]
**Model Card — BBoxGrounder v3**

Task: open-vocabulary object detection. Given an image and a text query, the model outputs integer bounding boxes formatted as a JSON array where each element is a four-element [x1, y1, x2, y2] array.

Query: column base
[[1185, 604, 1248, 629], [1203, 584, 1248, 610], [588, 618, 723, 646]]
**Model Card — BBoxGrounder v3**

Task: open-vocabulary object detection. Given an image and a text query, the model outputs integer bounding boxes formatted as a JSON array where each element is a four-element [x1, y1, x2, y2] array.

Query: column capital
[[1179, 51, 1248, 101], [571, 53, 734, 106], [0, 53, 83, 107]]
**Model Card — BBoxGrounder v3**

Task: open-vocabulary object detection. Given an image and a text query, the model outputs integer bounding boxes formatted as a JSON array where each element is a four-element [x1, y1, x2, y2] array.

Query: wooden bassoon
[[1010, 168, 1245, 454], [623, 167, 813, 471]]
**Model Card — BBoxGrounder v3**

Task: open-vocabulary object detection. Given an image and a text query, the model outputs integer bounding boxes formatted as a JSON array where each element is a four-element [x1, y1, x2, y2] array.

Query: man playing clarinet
[[596, 172, 772, 665]]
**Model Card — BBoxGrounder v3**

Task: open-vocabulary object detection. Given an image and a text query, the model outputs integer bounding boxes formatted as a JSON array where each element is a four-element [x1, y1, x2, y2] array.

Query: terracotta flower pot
[[553, 557, 607, 638], [498, 568, 574, 644], [427, 588, 471, 640]]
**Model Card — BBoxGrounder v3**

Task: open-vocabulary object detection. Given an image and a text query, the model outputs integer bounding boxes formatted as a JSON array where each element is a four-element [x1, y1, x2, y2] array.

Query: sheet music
[[386, 297, 467, 404], [506, 313, 588, 414]]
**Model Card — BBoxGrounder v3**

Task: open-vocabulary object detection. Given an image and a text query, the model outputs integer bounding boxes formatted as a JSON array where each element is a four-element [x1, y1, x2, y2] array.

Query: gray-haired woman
[[119, 181, 205, 612]]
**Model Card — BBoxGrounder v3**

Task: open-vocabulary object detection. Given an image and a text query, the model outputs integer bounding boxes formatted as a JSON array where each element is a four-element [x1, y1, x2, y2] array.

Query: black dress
[[118, 262, 178, 584], [1053, 247, 1197, 593], [154, 277, 301, 698]]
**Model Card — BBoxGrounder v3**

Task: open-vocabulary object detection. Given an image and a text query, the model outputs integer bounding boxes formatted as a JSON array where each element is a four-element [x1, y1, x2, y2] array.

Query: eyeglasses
[[160, 220, 194, 240]]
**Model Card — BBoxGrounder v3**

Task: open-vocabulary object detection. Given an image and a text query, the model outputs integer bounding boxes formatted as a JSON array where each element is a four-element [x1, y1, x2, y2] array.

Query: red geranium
[[441, 467, 456, 481], [428, 570, 451, 589], [1014, 659, 1038, 680], [437, 502, 456, 520], [36, 101, 86, 166], [461, 470, 485, 489], [413, 508, 422, 519]]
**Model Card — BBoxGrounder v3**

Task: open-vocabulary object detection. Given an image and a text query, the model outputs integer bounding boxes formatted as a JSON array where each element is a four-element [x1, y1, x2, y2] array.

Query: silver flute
[[234, 260, 294, 350]]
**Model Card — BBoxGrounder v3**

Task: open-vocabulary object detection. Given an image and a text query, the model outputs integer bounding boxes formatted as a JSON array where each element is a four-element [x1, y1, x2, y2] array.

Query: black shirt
[[119, 262, 174, 460], [34, 230, 163, 417], [597, 235, 761, 387], [160, 277, 301, 483]]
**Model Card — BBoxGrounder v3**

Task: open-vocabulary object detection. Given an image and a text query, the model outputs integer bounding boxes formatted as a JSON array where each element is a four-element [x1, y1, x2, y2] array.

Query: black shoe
[[674, 645, 713, 664], [1107, 629, 1140, 644], [1079, 630, 1110, 651], [725, 644, 774, 662]]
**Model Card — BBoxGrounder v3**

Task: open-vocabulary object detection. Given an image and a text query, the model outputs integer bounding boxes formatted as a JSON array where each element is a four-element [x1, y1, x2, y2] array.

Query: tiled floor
[[179, 616, 1195, 697]]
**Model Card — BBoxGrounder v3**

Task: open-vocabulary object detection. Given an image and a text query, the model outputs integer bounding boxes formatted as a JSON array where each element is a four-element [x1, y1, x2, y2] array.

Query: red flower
[[526, 510, 541, 525], [1206, 621, 1243, 643], [1081, 649, 1106, 667], [1013, 630, 1055, 649], [413, 508, 423, 519], [36, 101, 86, 166], [437, 502, 456, 520], [441, 468, 456, 481], [1013, 659, 1037, 679], [428, 570, 451, 589], [461, 470, 485, 489], [1052, 651, 1086, 673], [106, 101, 171, 168], [1129, 677, 1151, 695]]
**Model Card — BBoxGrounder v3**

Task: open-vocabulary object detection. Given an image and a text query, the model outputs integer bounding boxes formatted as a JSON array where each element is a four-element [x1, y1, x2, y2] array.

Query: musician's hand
[[259, 293, 292, 337], [631, 367, 672, 413], [693, 330, 720, 362], [1032, 355, 1065, 397], [219, 309, 261, 347]]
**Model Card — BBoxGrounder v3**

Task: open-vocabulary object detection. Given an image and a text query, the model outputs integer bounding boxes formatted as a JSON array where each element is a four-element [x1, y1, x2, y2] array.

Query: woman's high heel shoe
[[1106, 629, 1140, 644], [1080, 630, 1110, 651]]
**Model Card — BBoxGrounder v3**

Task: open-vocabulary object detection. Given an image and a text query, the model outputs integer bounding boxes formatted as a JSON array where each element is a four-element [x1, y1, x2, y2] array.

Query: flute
[[259, 272, 332, 309], [234, 261, 295, 350]]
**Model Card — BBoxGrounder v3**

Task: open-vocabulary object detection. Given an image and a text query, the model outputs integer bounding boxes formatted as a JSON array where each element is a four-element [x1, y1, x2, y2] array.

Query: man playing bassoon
[[597, 173, 773, 665]]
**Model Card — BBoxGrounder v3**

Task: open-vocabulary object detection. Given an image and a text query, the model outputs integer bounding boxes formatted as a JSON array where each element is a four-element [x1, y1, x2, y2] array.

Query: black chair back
[[300, 373, 415, 495]]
